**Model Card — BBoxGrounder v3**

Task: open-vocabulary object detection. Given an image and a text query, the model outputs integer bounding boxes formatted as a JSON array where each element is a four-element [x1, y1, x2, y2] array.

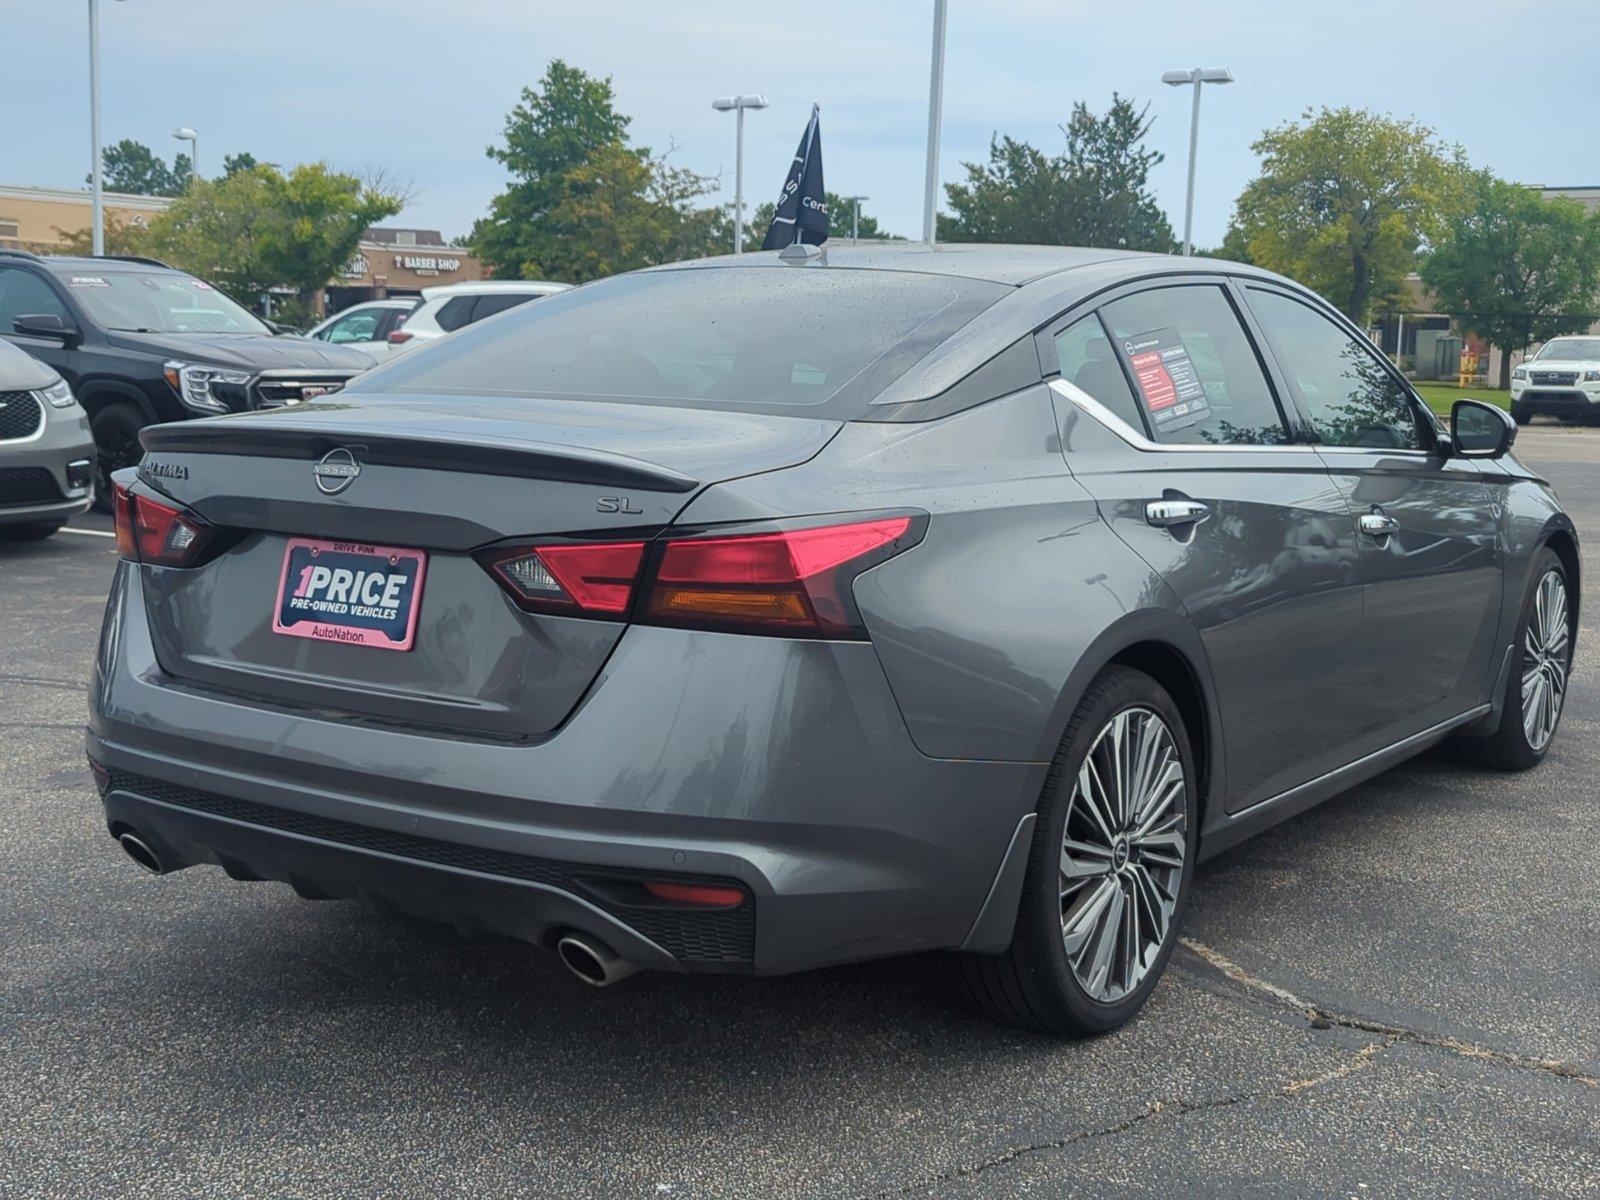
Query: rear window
[[470, 292, 538, 322], [355, 267, 1008, 417]]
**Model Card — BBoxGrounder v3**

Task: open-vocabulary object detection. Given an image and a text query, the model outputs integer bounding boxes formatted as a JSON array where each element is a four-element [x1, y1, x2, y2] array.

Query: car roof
[[30, 254, 183, 275], [419, 280, 571, 300], [650, 242, 1168, 286]]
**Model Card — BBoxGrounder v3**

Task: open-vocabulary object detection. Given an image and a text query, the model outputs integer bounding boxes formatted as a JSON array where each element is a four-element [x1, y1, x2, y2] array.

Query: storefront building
[[0, 183, 171, 251], [323, 228, 487, 314]]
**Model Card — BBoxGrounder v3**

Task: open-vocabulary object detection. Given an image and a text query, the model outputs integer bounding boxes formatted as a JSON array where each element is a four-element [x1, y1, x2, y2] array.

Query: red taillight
[[483, 541, 646, 617], [642, 880, 746, 908], [387, 330, 414, 345], [479, 516, 917, 637], [112, 481, 138, 560], [645, 517, 913, 637], [112, 481, 211, 567]]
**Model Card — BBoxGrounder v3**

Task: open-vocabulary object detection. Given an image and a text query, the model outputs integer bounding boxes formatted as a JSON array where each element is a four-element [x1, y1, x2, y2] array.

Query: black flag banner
[[760, 104, 827, 250]]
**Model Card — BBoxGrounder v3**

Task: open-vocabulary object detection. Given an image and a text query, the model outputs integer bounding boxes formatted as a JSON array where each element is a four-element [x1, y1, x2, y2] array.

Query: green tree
[[92, 138, 191, 196], [52, 209, 153, 257], [222, 152, 259, 177], [745, 190, 900, 249], [470, 60, 724, 282], [526, 143, 723, 281], [1422, 172, 1600, 387], [470, 60, 636, 279], [1200, 223, 1253, 265], [1232, 107, 1465, 322], [148, 163, 402, 312], [938, 95, 1175, 251]]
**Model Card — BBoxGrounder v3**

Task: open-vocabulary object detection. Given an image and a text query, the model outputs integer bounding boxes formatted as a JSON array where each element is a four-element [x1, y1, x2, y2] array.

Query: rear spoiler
[[140, 422, 699, 494]]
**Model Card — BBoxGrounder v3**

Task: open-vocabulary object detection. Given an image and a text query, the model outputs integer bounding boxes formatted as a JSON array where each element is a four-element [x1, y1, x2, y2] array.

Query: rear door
[[1242, 284, 1503, 739], [1048, 280, 1369, 814]]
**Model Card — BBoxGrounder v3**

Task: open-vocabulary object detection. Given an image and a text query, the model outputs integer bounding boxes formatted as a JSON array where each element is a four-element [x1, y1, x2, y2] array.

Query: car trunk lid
[[134, 397, 839, 737]]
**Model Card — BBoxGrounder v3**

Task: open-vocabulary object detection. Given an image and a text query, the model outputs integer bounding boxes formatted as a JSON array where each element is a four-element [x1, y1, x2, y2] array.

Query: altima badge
[[313, 447, 362, 496]]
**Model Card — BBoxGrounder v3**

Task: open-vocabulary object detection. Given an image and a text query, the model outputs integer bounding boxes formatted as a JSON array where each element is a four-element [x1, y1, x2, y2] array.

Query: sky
[[6, 1, 1598, 250]]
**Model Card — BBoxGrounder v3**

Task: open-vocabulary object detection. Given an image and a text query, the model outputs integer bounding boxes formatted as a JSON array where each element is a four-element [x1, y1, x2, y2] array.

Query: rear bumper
[[89, 562, 1044, 975]]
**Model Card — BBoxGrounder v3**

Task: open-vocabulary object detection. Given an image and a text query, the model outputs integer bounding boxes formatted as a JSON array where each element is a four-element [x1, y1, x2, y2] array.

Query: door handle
[[1145, 499, 1211, 528], [1358, 512, 1400, 538]]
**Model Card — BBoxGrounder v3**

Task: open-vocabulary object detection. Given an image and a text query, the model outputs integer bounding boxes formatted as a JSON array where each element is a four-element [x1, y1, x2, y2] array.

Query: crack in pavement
[[857, 1041, 1388, 1199], [1178, 937, 1598, 1087], [0, 674, 87, 693]]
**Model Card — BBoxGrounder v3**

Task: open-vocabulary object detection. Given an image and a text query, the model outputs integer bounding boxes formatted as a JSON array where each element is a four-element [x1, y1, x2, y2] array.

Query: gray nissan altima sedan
[[88, 244, 1578, 1034]]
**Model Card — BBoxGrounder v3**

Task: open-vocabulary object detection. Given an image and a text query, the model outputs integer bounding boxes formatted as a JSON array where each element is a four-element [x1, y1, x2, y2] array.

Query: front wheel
[[1456, 547, 1573, 770], [89, 403, 146, 512], [1511, 404, 1533, 427], [958, 666, 1197, 1035]]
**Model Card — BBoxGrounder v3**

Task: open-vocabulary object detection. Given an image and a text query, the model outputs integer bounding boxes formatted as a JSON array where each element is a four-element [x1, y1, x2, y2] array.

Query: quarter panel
[[681, 386, 1175, 762]]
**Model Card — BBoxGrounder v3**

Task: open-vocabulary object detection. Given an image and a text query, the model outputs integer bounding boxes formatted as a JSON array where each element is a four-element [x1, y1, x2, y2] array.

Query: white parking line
[[61, 527, 116, 539]]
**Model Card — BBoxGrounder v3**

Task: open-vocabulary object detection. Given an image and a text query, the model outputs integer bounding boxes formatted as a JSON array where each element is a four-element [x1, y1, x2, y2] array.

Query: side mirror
[[1451, 399, 1516, 459], [13, 313, 77, 342]]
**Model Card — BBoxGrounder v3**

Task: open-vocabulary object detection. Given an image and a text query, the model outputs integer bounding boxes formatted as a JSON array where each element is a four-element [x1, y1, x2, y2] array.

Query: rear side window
[[1053, 313, 1146, 434], [1247, 288, 1424, 451], [433, 295, 475, 333], [358, 267, 1008, 418], [1099, 284, 1288, 446], [470, 293, 536, 322]]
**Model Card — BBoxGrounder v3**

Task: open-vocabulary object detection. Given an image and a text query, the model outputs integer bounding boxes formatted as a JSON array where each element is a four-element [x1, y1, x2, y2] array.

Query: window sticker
[[68, 275, 111, 288], [1121, 327, 1210, 434], [191, 279, 214, 290]]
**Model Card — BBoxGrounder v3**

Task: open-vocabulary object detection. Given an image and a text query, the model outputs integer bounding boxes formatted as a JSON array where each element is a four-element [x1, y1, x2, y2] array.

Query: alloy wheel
[[1521, 569, 1570, 752], [1059, 706, 1188, 1004]]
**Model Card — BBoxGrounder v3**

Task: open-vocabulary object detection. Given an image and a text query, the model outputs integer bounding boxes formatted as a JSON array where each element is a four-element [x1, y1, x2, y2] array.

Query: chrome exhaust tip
[[555, 934, 640, 988], [117, 831, 165, 875]]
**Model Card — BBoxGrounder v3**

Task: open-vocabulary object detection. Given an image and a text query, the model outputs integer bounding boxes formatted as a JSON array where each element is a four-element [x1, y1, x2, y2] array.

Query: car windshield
[[355, 267, 1008, 418], [63, 269, 269, 334], [1535, 338, 1600, 361]]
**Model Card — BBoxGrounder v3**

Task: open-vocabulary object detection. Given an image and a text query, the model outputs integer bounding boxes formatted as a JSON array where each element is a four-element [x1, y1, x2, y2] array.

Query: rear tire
[[89, 403, 146, 512], [1455, 547, 1572, 771], [0, 522, 63, 542], [957, 666, 1198, 1035]]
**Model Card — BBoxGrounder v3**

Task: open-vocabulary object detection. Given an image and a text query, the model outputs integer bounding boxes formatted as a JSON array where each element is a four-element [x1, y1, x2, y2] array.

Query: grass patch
[[1412, 381, 1510, 416]]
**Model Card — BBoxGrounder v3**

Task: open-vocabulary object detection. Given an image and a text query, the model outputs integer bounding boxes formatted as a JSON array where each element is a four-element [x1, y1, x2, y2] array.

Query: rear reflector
[[113, 481, 212, 567], [642, 880, 746, 907]]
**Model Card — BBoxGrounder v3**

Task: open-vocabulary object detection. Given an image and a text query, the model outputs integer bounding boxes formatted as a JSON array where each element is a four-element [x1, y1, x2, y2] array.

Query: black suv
[[0, 250, 373, 503]]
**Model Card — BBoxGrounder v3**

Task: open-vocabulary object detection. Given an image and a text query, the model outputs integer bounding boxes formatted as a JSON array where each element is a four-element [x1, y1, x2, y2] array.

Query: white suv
[[1510, 335, 1600, 425], [304, 299, 418, 362], [387, 280, 569, 352]]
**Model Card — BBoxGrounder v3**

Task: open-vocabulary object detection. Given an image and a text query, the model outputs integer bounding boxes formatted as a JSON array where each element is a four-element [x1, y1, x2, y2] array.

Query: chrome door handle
[[1358, 512, 1400, 538], [1145, 499, 1210, 528]]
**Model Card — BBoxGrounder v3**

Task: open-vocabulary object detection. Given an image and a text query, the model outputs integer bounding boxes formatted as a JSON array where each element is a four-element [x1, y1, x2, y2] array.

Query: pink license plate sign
[[272, 537, 427, 652]]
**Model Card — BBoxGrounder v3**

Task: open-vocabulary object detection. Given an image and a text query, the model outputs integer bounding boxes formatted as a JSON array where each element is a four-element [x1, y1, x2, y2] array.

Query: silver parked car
[[0, 337, 94, 539], [88, 244, 1577, 1034]]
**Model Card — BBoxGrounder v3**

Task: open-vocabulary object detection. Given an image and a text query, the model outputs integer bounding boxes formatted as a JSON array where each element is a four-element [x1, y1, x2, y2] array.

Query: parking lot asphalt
[[2, 425, 1597, 1199]]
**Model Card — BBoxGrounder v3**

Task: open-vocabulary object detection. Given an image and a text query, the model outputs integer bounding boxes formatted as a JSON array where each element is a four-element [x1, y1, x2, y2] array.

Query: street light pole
[[88, 0, 104, 255], [713, 94, 770, 254], [173, 127, 198, 179], [1162, 67, 1232, 257], [842, 195, 868, 240], [922, 0, 948, 245]]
